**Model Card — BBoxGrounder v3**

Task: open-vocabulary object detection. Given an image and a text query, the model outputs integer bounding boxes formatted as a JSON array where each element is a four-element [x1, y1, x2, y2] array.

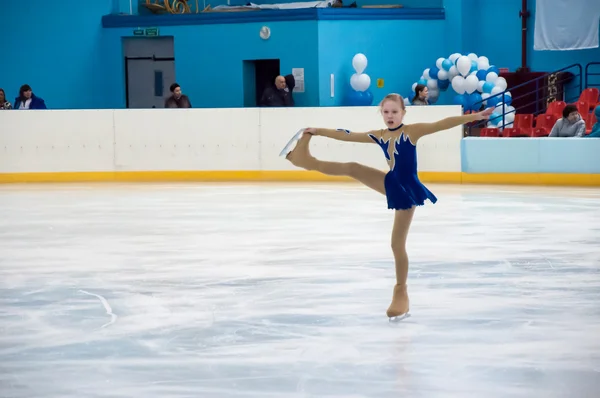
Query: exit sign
[[132, 27, 160, 37], [145, 28, 159, 36]]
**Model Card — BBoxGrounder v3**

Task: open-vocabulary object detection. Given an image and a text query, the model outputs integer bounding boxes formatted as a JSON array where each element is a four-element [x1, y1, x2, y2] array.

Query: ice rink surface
[[1, 182, 599, 398]]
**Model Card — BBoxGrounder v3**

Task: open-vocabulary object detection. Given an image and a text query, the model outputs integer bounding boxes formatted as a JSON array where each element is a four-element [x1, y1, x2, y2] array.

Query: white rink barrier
[[0, 106, 464, 183]]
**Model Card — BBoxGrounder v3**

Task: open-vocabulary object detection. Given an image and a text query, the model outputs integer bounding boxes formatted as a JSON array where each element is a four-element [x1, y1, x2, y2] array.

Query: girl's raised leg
[[387, 207, 416, 318], [286, 133, 386, 195]]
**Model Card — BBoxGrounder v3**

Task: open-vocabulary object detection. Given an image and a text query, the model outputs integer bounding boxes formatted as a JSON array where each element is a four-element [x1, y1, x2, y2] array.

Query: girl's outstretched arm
[[305, 127, 381, 144], [405, 108, 494, 142]]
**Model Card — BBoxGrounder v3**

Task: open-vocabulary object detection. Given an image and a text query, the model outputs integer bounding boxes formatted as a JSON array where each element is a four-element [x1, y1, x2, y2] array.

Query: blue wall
[[2, 0, 599, 109], [461, 137, 600, 174], [104, 21, 319, 108], [0, 0, 116, 109], [317, 19, 446, 106], [459, 0, 600, 74]]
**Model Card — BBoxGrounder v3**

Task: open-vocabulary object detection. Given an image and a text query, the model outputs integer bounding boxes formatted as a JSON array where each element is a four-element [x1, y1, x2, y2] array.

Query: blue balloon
[[470, 60, 478, 74], [438, 79, 450, 91], [347, 90, 373, 106], [364, 90, 373, 105], [429, 67, 440, 80], [453, 94, 466, 107], [503, 93, 512, 106], [487, 65, 500, 75], [482, 82, 494, 93], [418, 78, 427, 86], [469, 92, 483, 111], [487, 95, 501, 107], [442, 59, 453, 71], [489, 112, 503, 125], [476, 69, 488, 81]]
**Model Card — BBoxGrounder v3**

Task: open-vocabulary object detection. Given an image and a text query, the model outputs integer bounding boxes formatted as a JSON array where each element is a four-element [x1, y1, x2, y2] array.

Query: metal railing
[[585, 62, 600, 89], [467, 63, 583, 136]]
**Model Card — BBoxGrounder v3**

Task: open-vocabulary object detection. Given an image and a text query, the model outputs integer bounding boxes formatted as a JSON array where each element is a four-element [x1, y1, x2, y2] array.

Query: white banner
[[534, 0, 600, 51]]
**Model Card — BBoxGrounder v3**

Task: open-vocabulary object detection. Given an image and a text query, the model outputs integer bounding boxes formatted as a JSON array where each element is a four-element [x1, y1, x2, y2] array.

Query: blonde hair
[[379, 93, 405, 111]]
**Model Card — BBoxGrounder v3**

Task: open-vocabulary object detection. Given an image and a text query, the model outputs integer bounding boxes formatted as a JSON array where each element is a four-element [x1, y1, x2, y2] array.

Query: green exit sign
[[132, 27, 159, 37], [145, 27, 159, 36]]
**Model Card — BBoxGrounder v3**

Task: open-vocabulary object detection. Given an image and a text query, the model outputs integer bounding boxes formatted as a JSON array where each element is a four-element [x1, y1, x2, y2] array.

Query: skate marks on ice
[[0, 183, 600, 397]]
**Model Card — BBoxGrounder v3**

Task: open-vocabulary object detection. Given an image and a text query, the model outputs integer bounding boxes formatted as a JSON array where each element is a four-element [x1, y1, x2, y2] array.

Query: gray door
[[123, 37, 176, 108]]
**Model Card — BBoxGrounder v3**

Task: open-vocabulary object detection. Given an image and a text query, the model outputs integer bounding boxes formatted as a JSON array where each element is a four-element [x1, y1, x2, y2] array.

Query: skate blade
[[279, 129, 305, 157], [388, 312, 411, 322]]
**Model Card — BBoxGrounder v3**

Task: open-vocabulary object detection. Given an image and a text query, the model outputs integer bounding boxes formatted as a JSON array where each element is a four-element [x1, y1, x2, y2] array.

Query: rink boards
[[0, 106, 598, 186]]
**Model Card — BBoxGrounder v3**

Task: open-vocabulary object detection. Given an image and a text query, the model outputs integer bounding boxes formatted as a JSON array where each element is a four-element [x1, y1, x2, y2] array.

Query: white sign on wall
[[292, 68, 305, 93]]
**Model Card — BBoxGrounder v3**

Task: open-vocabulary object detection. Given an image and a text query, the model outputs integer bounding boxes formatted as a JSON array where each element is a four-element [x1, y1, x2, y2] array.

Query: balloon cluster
[[346, 53, 373, 106], [408, 53, 515, 127]]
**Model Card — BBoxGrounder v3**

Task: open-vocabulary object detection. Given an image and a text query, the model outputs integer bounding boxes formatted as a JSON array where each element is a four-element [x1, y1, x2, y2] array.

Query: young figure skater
[[282, 93, 493, 320]]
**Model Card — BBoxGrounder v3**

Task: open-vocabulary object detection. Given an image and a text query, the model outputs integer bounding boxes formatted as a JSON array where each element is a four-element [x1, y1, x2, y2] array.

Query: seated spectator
[[586, 105, 600, 138], [0, 88, 12, 109], [164, 83, 192, 108], [548, 104, 585, 137], [14, 84, 47, 109], [260, 74, 295, 107], [411, 84, 429, 105]]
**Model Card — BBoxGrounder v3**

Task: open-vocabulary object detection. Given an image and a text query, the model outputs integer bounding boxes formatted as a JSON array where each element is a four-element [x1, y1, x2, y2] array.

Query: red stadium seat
[[531, 114, 558, 137], [502, 114, 534, 137]]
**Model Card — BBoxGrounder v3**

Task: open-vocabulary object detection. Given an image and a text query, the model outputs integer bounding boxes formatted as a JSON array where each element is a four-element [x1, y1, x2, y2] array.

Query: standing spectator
[[260, 74, 295, 107], [0, 89, 12, 109], [14, 84, 47, 109], [548, 104, 586, 137], [164, 83, 192, 108], [411, 84, 429, 105]]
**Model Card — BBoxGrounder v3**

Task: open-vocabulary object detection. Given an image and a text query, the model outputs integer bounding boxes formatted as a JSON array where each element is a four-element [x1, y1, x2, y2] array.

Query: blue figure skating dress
[[368, 124, 437, 210]]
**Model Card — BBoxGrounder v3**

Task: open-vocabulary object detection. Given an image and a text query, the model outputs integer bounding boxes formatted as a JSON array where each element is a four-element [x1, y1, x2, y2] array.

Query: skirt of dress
[[384, 171, 438, 210]]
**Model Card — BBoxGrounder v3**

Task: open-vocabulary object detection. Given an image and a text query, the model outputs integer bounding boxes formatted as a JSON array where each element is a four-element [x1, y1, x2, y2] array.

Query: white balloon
[[468, 53, 478, 61], [491, 86, 503, 96], [436, 57, 445, 69], [486, 72, 499, 83], [495, 77, 508, 91], [506, 112, 515, 123], [437, 70, 449, 81], [481, 92, 490, 105], [352, 53, 368, 74], [449, 53, 461, 63], [449, 65, 459, 79], [350, 73, 361, 91], [477, 81, 485, 93], [412, 82, 417, 92], [404, 98, 411, 107], [506, 105, 516, 114], [456, 56, 472, 77], [429, 87, 440, 99], [427, 79, 438, 90], [355, 73, 371, 92], [464, 75, 479, 94], [477, 56, 490, 70], [495, 102, 505, 109], [423, 68, 431, 80], [451, 75, 466, 94]]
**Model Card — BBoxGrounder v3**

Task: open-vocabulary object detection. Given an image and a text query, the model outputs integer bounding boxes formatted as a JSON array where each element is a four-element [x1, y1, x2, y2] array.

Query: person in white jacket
[[548, 104, 586, 137]]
